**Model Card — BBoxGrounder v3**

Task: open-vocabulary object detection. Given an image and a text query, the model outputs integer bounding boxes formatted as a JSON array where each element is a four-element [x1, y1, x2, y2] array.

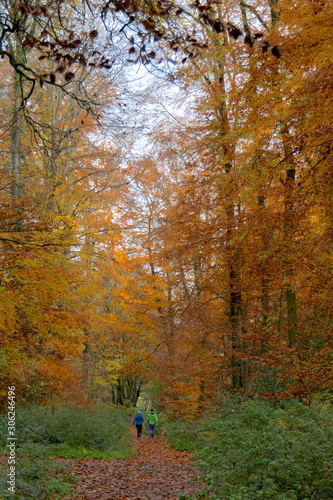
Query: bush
[[0, 404, 133, 499], [166, 419, 206, 453], [0, 442, 77, 500], [7, 404, 132, 453], [168, 397, 333, 500]]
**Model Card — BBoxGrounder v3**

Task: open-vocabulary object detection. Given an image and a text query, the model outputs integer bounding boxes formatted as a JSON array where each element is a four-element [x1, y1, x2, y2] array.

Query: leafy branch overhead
[[1, 0, 332, 413], [0, 0, 281, 105]]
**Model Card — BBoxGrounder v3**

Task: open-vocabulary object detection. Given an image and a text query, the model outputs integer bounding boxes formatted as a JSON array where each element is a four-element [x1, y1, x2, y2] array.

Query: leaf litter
[[67, 426, 203, 499]]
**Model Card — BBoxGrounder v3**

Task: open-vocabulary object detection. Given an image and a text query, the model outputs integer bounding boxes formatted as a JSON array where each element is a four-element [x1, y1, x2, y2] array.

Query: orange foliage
[[1, 0, 333, 415]]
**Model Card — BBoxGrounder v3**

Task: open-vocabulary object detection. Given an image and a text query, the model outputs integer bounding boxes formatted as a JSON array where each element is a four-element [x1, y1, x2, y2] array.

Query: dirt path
[[69, 426, 203, 499]]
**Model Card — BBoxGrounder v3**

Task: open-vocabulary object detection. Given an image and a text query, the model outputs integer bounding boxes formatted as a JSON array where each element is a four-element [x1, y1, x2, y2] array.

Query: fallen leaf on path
[[66, 426, 203, 499]]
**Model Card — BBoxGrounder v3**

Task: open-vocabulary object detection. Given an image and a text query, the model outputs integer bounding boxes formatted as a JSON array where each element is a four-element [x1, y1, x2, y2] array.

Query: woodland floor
[[67, 426, 203, 500]]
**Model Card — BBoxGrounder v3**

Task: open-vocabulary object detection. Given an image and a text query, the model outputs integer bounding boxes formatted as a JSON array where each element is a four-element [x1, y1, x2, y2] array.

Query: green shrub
[[167, 420, 206, 453], [0, 442, 77, 500], [4, 404, 132, 453], [0, 404, 133, 499], [170, 397, 333, 500]]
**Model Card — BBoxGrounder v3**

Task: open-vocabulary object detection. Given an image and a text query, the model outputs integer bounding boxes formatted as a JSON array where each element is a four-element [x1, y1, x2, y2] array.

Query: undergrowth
[[169, 396, 333, 500], [0, 404, 133, 499]]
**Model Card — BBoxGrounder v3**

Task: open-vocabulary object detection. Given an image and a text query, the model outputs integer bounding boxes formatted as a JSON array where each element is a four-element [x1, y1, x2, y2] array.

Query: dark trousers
[[148, 424, 156, 437], [136, 424, 142, 437]]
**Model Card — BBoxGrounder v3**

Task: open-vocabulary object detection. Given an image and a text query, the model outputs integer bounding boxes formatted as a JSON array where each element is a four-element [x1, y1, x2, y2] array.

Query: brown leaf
[[68, 427, 203, 500], [258, 40, 270, 52], [89, 30, 98, 40], [22, 39, 33, 47], [244, 34, 254, 47], [226, 22, 242, 40], [271, 46, 281, 58], [64, 72, 75, 82], [142, 19, 156, 31], [40, 6, 49, 16], [212, 20, 224, 33]]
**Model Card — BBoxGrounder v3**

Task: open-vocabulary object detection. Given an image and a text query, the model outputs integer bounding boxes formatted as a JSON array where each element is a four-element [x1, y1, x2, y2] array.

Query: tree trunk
[[216, 53, 244, 390], [11, 66, 22, 200], [282, 128, 297, 347]]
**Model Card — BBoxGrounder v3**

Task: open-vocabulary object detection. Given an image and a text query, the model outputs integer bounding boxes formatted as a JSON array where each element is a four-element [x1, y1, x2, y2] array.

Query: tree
[[2, 0, 333, 413], [0, 42, 136, 406], [129, 0, 333, 410]]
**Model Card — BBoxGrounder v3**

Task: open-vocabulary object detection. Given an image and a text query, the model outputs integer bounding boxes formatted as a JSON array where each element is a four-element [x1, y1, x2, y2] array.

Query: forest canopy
[[0, 0, 332, 416]]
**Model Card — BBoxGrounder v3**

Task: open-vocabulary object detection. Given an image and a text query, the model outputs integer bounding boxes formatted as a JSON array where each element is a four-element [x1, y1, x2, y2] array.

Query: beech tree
[[0, 38, 134, 406], [1, 0, 333, 413], [127, 0, 333, 412]]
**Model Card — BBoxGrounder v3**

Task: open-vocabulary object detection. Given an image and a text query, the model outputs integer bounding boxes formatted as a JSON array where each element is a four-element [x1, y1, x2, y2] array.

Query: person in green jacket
[[147, 408, 158, 437]]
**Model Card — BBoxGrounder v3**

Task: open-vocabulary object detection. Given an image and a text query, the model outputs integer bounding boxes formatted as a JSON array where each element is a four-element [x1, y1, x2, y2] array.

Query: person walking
[[132, 410, 144, 438], [147, 408, 158, 438]]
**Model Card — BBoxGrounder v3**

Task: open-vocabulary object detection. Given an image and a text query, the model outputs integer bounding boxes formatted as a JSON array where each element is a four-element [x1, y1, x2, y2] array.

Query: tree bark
[[282, 128, 297, 347]]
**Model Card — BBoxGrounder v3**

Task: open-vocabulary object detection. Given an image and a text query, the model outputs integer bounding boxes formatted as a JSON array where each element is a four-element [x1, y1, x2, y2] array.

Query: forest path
[[69, 426, 203, 499]]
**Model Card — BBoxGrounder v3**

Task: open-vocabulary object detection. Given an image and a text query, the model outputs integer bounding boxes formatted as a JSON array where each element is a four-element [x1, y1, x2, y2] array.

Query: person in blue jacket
[[132, 410, 144, 437]]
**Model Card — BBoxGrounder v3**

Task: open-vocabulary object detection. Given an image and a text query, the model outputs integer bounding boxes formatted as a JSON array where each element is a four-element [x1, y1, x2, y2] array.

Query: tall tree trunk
[[215, 49, 244, 389], [11, 65, 22, 201], [239, 2, 271, 343], [282, 127, 297, 347]]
